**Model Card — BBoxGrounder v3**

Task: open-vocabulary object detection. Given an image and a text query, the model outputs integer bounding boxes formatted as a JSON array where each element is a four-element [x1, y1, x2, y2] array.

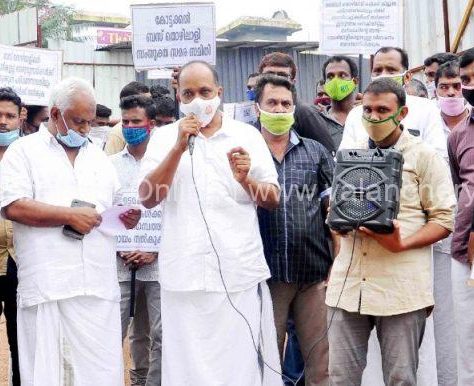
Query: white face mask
[[179, 96, 221, 127]]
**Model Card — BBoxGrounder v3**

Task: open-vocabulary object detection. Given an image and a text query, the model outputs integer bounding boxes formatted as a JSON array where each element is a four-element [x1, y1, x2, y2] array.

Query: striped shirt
[[258, 131, 334, 283]]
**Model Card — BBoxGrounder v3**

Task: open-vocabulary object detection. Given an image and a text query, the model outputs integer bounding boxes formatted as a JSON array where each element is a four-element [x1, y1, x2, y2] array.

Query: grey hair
[[48, 77, 96, 113]]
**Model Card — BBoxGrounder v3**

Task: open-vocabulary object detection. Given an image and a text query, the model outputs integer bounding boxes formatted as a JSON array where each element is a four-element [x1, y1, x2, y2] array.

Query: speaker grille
[[335, 167, 385, 221]]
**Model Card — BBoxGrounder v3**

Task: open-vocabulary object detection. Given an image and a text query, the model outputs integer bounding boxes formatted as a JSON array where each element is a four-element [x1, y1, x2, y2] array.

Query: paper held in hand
[[97, 205, 139, 236]]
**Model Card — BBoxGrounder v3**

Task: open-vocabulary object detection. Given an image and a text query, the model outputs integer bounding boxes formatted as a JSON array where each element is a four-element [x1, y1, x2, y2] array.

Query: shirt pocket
[[285, 168, 320, 200]]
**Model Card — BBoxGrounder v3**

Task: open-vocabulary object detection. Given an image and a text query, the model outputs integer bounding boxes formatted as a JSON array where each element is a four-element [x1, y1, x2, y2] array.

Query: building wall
[[138, 47, 371, 105], [48, 39, 136, 117], [404, 0, 474, 68]]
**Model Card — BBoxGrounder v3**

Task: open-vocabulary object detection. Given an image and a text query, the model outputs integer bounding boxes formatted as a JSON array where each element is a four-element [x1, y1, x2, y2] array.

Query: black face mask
[[462, 87, 474, 106]]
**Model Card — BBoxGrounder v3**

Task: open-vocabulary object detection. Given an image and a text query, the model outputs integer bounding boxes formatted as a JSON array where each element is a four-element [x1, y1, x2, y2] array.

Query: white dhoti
[[17, 295, 124, 386], [161, 282, 283, 386]]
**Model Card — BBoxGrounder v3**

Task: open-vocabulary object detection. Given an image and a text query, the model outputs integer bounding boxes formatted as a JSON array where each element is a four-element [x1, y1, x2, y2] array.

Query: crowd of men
[[0, 45, 473, 386]]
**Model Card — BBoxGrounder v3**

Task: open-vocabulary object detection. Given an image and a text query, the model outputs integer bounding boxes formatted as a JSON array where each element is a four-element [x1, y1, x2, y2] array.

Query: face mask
[[0, 129, 20, 146], [324, 77, 356, 101], [425, 81, 436, 99], [122, 125, 150, 146], [437, 96, 466, 116], [462, 85, 474, 107], [179, 96, 221, 127], [56, 113, 88, 148], [246, 89, 256, 101], [361, 107, 403, 142], [314, 96, 331, 106], [371, 72, 406, 86], [258, 105, 295, 136]]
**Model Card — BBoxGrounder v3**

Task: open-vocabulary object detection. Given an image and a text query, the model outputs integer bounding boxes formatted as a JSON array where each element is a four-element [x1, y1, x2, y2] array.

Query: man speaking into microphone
[[139, 61, 282, 386]]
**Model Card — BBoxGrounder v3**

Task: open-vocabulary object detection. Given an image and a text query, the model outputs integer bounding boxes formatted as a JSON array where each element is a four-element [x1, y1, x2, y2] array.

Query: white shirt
[[340, 95, 448, 158], [110, 146, 160, 282], [0, 125, 120, 308], [140, 116, 279, 292]]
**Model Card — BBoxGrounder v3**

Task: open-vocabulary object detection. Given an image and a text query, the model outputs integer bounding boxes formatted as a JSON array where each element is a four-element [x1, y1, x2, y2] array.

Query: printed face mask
[[179, 96, 221, 127], [324, 77, 356, 101], [122, 124, 151, 146]]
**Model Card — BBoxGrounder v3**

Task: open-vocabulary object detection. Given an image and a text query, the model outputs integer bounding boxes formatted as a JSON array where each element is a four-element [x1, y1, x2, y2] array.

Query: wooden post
[[451, 0, 474, 53], [442, 0, 451, 52]]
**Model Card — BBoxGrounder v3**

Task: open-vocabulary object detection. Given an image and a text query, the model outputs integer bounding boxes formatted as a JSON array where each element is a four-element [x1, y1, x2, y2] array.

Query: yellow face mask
[[361, 107, 404, 142]]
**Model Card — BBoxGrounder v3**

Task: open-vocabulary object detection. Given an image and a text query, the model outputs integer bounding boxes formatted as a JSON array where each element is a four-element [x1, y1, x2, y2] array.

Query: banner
[[319, 0, 403, 55], [0, 44, 62, 106], [131, 2, 216, 71]]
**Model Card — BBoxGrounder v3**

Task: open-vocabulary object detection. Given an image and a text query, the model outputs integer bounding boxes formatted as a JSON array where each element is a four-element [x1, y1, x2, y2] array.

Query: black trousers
[[0, 256, 20, 386]]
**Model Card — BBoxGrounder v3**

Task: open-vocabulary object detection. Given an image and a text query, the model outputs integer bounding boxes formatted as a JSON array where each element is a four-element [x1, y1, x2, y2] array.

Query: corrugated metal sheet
[[138, 47, 371, 104], [47, 40, 136, 116], [0, 7, 37, 46], [404, 0, 474, 68]]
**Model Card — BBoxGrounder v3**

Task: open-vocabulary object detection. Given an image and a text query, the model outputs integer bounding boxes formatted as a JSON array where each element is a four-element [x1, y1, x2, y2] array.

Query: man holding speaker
[[340, 47, 447, 158], [326, 78, 456, 386], [139, 61, 283, 386], [255, 74, 335, 386]]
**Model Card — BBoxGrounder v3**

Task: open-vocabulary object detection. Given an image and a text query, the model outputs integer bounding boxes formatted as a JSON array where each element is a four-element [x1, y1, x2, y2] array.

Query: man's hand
[[467, 232, 474, 265], [359, 220, 405, 253], [120, 251, 158, 268], [176, 114, 201, 152], [120, 209, 141, 230], [227, 147, 251, 183], [68, 207, 102, 234]]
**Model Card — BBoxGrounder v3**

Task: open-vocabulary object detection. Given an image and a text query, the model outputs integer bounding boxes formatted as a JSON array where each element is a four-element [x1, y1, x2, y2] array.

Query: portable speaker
[[328, 148, 404, 234]]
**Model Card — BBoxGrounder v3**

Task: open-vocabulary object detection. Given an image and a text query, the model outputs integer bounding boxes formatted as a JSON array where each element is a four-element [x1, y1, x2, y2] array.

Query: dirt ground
[[0, 315, 133, 386]]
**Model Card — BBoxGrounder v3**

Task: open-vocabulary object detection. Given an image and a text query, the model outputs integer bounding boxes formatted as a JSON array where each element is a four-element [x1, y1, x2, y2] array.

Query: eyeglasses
[[264, 71, 292, 79]]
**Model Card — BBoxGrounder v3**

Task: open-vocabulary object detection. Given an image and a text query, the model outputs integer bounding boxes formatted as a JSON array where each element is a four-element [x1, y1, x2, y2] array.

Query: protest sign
[[115, 191, 162, 252], [0, 44, 62, 105], [131, 2, 216, 71], [319, 0, 403, 55]]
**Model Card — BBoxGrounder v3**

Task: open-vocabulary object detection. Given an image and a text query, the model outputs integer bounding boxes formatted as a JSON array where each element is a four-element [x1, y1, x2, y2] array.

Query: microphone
[[188, 134, 196, 155]]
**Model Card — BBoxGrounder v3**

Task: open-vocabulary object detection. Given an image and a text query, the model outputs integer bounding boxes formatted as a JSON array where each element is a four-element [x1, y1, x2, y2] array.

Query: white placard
[[148, 68, 174, 79], [131, 2, 216, 71], [115, 191, 162, 252], [0, 44, 62, 106], [319, 0, 404, 55]]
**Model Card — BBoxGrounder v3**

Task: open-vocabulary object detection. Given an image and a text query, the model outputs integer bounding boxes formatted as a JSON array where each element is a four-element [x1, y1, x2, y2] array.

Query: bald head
[[177, 61, 219, 86], [177, 61, 222, 105]]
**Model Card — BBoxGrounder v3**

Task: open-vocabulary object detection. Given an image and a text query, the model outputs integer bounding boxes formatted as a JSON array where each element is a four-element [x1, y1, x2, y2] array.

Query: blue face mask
[[246, 89, 256, 101], [56, 113, 88, 148], [122, 126, 150, 146], [0, 129, 20, 146]]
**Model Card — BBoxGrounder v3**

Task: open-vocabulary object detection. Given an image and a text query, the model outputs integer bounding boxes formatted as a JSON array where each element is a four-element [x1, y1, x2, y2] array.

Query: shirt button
[[362, 278, 366, 281], [363, 252, 367, 256]]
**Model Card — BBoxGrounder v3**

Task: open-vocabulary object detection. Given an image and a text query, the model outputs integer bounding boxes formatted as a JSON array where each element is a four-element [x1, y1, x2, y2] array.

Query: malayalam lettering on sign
[[131, 2, 216, 70], [0, 44, 62, 106], [319, 0, 403, 55]]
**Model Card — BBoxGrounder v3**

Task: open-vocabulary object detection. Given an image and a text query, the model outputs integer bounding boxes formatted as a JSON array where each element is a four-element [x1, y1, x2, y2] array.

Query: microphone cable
[[189, 146, 380, 386]]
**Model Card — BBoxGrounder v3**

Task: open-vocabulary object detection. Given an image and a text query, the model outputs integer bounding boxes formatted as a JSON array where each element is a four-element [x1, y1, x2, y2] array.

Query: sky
[[55, 0, 320, 41]]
